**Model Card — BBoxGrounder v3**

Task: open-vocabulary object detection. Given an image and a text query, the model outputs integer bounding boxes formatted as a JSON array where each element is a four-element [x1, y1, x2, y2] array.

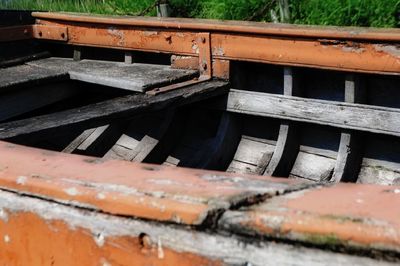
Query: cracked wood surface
[[219, 183, 400, 255], [0, 141, 308, 225], [0, 189, 394, 266]]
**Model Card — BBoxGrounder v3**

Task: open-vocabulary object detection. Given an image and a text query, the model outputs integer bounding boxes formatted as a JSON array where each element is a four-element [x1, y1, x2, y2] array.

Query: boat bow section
[[0, 10, 400, 265]]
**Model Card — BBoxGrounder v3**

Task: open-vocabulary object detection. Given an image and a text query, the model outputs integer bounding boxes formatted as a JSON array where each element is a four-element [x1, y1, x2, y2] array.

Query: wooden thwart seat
[[0, 80, 229, 140], [0, 63, 67, 89], [28, 57, 198, 92]]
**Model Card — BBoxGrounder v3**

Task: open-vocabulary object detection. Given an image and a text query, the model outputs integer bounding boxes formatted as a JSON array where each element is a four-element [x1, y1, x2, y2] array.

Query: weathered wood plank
[[28, 58, 198, 92], [332, 74, 364, 183], [290, 152, 336, 181], [358, 161, 400, 185], [62, 127, 98, 153], [0, 64, 68, 90], [0, 51, 50, 68], [0, 80, 229, 140], [227, 136, 275, 175], [74, 123, 125, 156], [264, 67, 300, 177], [227, 89, 400, 137], [0, 189, 393, 266], [104, 111, 175, 162]]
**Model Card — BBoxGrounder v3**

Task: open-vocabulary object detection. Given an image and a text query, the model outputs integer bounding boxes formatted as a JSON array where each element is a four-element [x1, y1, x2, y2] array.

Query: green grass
[[1, 0, 399, 27], [292, 0, 400, 27]]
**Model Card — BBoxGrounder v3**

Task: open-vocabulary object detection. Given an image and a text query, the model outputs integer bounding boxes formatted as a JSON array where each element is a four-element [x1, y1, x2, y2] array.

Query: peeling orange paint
[[0, 211, 222, 266]]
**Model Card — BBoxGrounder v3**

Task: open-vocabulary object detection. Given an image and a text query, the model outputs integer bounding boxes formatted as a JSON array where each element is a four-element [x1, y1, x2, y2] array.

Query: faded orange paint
[[222, 184, 400, 252], [32, 13, 400, 75], [33, 12, 400, 42], [32, 24, 68, 41], [38, 19, 198, 56], [0, 141, 302, 226], [212, 59, 230, 80], [171, 55, 199, 70], [0, 211, 221, 266], [211, 33, 400, 74]]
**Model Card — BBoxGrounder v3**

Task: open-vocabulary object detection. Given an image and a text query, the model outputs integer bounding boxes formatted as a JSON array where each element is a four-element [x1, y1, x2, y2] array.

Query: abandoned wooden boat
[[1, 10, 400, 265]]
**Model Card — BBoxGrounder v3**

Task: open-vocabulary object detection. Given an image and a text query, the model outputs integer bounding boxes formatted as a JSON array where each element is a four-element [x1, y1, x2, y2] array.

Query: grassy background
[[1, 0, 399, 27]]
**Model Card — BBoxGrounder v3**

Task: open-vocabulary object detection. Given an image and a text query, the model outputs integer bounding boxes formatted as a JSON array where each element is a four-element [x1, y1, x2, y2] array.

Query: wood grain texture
[[0, 64, 68, 90], [0, 189, 394, 266], [227, 89, 400, 137], [228, 136, 275, 175], [290, 152, 336, 181], [28, 58, 198, 92], [0, 80, 229, 140]]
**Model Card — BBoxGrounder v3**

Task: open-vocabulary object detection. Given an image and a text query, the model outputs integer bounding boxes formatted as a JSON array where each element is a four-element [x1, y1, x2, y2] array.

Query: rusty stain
[[33, 18, 400, 75], [33, 12, 400, 42]]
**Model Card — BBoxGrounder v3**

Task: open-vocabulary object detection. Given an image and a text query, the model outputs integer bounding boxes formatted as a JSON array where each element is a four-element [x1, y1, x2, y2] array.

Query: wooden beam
[[0, 80, 229, 140], [0, 64, 68, 90], [63, 123, 126, 156], [264, 67, 300, 177], [103, 111, 176, 162], [0, 51, 50, 68], [332, 74, 365, 183], [227, 89, 400, 137]]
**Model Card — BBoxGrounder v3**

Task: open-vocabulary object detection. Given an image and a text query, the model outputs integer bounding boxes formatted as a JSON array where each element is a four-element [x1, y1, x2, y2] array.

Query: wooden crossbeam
[[0, 80, 228, 140], [28, 58, 198, 92], [227, 89, 400, 138]]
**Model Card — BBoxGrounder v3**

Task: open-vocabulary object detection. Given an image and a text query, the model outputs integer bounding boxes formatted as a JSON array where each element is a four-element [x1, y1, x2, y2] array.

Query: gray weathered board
[[0, 64, 68, 90], [227, 89, 400, 138], [0, 80, 229, 140], [0, 190, 395, 266], [28, 57, 198, 92]]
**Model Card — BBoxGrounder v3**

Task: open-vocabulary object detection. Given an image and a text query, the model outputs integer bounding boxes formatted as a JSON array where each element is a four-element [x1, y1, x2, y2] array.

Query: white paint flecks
[[394, 189, 400, 194], [16, 176, 28, 185], [100, 258, 111, 266], [4, 235, 10, 243], [64, 187, 80, 196], [95, 233, 105, 247], [0, 208, 8, 222], [97, 193, 106, 200], [157, 238, 164, 259]]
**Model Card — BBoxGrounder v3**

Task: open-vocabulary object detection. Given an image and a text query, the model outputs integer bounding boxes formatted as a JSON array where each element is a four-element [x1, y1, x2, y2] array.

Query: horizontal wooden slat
[[0, 64, 68, 90], [227, 89, 400, 137], [0, 80, 229, 140]]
